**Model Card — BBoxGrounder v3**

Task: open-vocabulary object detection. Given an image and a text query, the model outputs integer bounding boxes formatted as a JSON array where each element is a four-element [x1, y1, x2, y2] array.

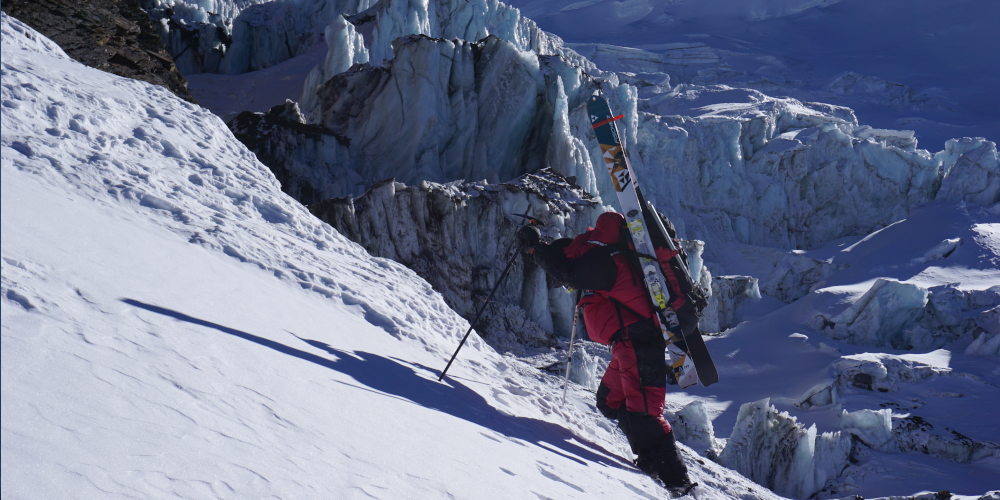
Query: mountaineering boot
[[666, 481, 698, 498]]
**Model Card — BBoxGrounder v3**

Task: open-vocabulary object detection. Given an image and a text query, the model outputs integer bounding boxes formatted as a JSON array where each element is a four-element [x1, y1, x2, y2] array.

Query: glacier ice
[[181, 0, 1000, 278], [699, 275, 761, 333], [812, 278, 929, 349], [666, 401, 723, 457], [147, 0, 999, 271], [143, 0, 374, 74], [307, 168, 605, 344], [719, 398, 852, 499], [812, 278, 1000, 350], [303, 35, 587, 192], [146, 0, 588, 78], [831, 350, 954, 395], [734, 245, 846, 303], [840, 408, 893, 450], [228, 101, 356, 203], [909, 237, 961, 265], [298, 14, 369, 115], [936, 137, 1000, 207], [965, 332, 1000, 356], [891, 415, 1000, 464], [826, 72, 928, 110], [567, 346, 600, 392]]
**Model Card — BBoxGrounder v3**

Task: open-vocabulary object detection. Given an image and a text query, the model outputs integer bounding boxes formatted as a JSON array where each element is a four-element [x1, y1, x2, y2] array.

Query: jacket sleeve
[[529, 243, 617, 291]]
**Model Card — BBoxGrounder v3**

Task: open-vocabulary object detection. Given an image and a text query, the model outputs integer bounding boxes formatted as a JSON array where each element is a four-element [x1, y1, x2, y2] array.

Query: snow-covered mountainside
[[4, 0, 1000, 498], [1, 13, 784, 499]]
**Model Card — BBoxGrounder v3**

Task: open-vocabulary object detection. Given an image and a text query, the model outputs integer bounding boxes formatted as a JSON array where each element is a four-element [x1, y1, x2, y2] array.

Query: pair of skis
[[585, 95, 719, 388], [442, 95, 718, 390]]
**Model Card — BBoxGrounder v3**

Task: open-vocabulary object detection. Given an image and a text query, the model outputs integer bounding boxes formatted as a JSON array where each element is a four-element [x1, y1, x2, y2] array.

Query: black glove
[[515, 225, 540, 251]]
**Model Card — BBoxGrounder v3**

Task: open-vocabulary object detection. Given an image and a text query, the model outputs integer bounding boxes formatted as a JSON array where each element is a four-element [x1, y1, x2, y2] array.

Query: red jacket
[[560, 212, 653, 345]]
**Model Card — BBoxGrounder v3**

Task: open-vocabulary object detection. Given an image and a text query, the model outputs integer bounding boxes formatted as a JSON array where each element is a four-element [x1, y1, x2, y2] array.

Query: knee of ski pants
[[595, 382, 619, 419]]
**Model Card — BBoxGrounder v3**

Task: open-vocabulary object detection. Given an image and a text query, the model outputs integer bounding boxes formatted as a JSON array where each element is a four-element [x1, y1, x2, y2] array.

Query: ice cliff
[[309, 168, 603, 345], [141, 0, 587, 76], [208, 0, 997, 359], [719, 398, 853, 499]]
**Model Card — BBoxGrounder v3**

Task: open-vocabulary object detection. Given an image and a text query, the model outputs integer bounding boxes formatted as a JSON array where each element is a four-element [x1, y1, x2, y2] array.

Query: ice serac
[[892, 415, 1000, 464], [308, 168, 606, 349], [699, 275, 761, 333], [840, 408, 893, 451], [812, 278, 930, 349], [936, 137, 1000, 207], [146, 0, 588, 77], [226, 31, 598, 196], [812, 279, 1000, 350], [831, 350, 953, 394], [141, 0, 369, 75], [719, 398, 853, 499], [966, 305, 1000, 356], [627, 94, 946, 255], [666, 401, 723, 457], [304, 34, 596, 194], [725, 243, 850, 303]]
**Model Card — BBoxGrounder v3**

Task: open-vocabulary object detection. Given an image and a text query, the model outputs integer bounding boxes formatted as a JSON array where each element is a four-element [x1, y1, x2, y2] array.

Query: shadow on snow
[[121, 298, 632, 472]]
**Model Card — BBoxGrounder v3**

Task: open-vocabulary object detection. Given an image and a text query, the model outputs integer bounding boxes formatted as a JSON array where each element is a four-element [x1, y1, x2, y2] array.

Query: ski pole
[[561, 301, 581, 405], [439, 242, 525, 381]]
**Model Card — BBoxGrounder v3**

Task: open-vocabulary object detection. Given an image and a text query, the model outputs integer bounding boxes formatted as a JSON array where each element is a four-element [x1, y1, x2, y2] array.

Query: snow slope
[[1, 13, 781, 499]]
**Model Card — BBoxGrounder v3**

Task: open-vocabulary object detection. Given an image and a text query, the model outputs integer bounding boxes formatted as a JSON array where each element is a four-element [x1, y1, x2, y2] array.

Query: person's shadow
[[121, 299, 631, 471]]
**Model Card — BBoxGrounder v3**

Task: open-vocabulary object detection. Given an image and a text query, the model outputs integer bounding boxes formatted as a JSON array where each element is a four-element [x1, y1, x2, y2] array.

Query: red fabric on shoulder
[[590, 212, 624, 245], [563, 229, 595, 258], [563, 211, 625, 258]]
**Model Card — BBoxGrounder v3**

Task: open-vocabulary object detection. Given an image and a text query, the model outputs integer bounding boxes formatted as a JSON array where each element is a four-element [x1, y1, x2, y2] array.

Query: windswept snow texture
[[1, 13, 786, 500]]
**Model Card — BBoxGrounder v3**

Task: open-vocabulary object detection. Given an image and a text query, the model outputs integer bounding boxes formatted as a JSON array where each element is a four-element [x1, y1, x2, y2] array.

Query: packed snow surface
[[2, 12, 784, 500]]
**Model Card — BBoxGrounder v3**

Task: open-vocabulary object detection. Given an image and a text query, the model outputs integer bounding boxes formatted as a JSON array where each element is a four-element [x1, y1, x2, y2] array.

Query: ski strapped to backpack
[[587, 94, 719, 387]]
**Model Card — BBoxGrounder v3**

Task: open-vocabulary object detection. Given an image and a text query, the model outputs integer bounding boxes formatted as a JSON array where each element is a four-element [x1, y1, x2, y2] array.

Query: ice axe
[[512, 213, 545, 226]]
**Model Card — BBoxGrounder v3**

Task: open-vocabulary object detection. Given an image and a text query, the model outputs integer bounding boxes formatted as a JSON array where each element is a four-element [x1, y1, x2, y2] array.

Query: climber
[[515, 211, 694, 494]]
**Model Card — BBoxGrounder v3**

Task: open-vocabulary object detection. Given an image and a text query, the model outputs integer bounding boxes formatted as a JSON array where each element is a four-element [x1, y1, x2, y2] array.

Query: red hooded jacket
[[564, 212, 654, 345]]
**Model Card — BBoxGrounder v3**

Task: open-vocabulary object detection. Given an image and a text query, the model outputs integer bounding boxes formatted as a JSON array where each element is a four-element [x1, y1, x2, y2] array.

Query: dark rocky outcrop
[[229, 100, 352, 205], [2, 0, 196, 103]]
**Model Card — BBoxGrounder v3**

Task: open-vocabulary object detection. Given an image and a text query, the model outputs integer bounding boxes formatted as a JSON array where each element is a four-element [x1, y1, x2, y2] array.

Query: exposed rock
[[228, 100, 352, 205], [2, 0, 195, 103], [891, 415, 999, 464]]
